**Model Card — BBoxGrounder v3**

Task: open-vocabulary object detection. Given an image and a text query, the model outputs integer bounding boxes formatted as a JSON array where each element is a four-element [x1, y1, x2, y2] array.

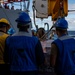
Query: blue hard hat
[[15, 12, 31, 25], [7, 28, 15, 35], [54, 18, 68, 29]]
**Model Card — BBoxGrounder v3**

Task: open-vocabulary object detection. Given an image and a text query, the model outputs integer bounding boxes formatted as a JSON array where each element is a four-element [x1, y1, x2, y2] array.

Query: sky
[[66, 0, 75, 31], [7, 0, 75, 31]]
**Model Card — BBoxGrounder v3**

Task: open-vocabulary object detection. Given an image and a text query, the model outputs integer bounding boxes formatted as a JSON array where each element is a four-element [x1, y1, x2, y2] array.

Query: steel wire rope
[[2, 8, 14, 28]]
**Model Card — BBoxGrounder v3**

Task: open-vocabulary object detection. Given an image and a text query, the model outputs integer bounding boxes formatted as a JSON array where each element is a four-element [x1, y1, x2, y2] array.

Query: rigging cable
[[2, 8, 13, 28]]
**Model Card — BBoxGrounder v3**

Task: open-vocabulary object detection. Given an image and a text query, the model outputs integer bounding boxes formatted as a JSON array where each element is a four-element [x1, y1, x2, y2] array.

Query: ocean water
[[68, 31, 75, 39], [50, 30, 75, 40]]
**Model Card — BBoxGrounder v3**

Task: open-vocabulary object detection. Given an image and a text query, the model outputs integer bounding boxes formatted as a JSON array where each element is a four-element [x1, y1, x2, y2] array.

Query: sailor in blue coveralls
[[4, 12, 45, 75], [50, 18, 75, 75]]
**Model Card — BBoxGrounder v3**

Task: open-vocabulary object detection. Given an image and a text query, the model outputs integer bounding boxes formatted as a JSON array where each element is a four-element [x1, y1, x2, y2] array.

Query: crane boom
[[33, 0, 68, 21]]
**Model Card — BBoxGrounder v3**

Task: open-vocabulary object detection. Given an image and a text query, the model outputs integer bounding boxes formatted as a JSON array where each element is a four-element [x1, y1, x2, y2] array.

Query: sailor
[[50, 18, 75, 75], [7, 28, 15, 35], [50, 27, 58, 40], [31, 29, 36, 36], [0, 18, 10, 74], [36, 27, 45, 40], [4, 12, 45, 75]]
